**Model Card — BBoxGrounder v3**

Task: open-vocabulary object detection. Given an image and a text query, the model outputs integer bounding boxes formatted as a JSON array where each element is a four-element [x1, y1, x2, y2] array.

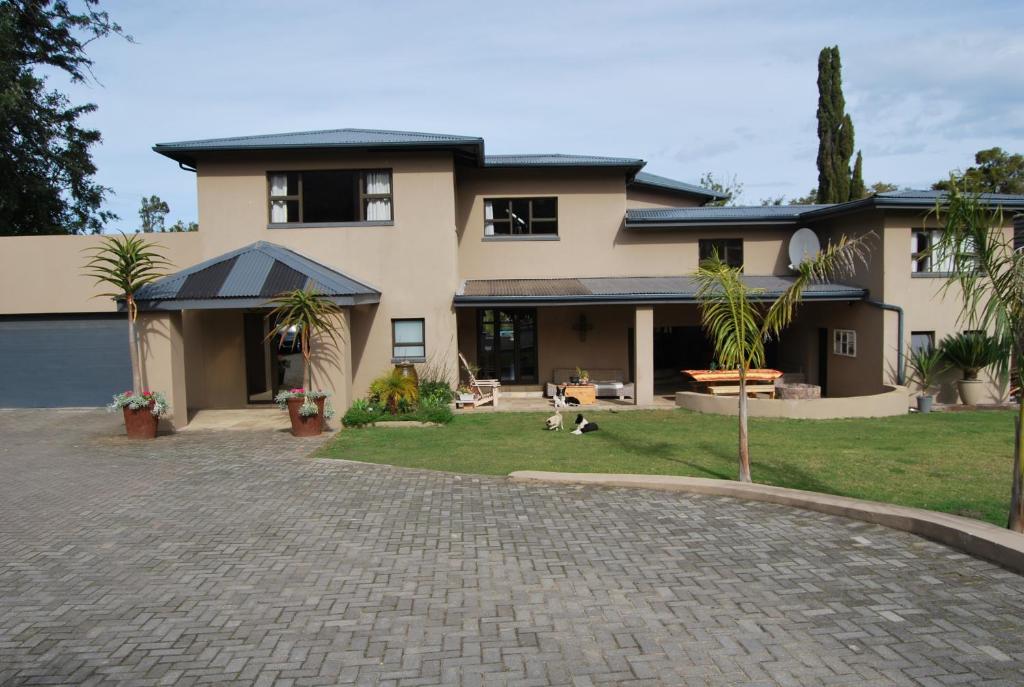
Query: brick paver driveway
[[2, 410, 1023, 686]]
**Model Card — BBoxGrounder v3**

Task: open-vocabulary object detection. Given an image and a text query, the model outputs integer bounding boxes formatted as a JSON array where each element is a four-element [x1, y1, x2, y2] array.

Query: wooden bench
[[707, 384, 777, 399]]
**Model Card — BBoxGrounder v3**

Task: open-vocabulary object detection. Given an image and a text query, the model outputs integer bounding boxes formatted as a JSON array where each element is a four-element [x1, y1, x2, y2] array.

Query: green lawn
[[319, 408, 1017, 526]]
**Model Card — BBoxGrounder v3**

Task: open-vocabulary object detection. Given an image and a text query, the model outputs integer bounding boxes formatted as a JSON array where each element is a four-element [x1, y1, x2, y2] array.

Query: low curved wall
[[676, 385, 909, 419]]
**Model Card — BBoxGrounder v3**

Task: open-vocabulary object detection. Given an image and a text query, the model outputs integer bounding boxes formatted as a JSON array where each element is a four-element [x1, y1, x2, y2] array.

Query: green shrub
[[342, 398, 386, 427], [369, 369, 418, 414], [418, 379, 454, 405], [415, 398, 454, 424]]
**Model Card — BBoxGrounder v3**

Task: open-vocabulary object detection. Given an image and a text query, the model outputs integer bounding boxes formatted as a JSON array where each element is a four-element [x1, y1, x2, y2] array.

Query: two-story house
[[1, 128, 1021, 425]]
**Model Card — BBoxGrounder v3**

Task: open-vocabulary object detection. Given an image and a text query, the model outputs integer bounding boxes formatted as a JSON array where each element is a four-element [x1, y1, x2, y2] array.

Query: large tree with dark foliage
[[814, 46, 856, 204], [933, 147, 1024, 195], [0, 0, 128, 235]]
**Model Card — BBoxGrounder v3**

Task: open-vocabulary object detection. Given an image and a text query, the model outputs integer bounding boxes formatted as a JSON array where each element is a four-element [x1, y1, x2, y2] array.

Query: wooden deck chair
[[457, 352, 500, 408]]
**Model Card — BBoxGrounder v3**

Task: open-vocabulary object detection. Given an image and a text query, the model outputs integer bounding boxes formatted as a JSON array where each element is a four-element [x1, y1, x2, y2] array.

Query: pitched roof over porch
[[133, 241, 380, 310], [454, 275, 866, 306]]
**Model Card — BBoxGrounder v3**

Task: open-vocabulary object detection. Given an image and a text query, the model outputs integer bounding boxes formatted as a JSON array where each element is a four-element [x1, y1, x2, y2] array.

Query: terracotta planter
[[286, 396, 325, 437], [122, 403, 159, 439], [957, 379, 985, 406]]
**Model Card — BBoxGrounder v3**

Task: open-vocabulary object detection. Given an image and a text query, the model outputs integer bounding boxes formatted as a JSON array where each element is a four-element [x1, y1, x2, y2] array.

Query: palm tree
[[370, 369, 419, 415], [266, 288, 344, 391], [694, 234, 871, 482], [932, 183, 1024, 530], [83, 233, 170, 393]]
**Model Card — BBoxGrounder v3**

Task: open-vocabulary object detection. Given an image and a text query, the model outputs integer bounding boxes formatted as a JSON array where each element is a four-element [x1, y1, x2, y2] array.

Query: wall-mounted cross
[[572, 314, 593, 342]]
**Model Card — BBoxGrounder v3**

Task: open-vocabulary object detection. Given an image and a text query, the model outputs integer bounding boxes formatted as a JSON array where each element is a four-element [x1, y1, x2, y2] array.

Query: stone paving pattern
[[1, 409, 1023, 686]]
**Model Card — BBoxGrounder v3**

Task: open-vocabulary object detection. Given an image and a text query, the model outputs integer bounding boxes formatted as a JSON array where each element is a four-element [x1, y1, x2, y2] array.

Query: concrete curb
[[507, 471, 1024, 575]]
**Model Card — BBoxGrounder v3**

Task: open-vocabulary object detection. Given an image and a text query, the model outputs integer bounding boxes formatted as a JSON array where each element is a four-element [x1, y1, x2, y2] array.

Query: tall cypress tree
[[814, 46, 855, 204], [849, 150, 865, 200]]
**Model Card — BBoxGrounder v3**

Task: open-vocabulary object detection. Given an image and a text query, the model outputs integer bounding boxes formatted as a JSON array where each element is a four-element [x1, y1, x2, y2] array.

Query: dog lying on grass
[[545, 412, 563, 431], [571, 414, 599, 435]]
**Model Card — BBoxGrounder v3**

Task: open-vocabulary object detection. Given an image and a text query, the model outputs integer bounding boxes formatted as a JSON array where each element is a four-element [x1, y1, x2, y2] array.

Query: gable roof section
[[154, 128, 485, 166], [133, 241, 380, 310], [630, 171, 729, 201], [626, 190, 1024, 228], [455, 276, 865, 306]]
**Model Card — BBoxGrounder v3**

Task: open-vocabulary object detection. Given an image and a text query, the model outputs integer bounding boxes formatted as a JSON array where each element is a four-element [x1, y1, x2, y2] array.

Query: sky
[[52, 0, 1024, 230]]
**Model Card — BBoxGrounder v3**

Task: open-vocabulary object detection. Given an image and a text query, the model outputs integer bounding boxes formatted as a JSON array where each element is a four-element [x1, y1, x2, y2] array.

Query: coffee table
[[560, 383, 596, 405]]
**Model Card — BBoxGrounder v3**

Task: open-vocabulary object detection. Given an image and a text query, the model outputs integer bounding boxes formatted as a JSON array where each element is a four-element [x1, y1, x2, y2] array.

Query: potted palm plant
[[939, 331, 1005, 405], [267, 288, 342, 437], [83, 233, 171, 439], [906, 345, 948, 413]]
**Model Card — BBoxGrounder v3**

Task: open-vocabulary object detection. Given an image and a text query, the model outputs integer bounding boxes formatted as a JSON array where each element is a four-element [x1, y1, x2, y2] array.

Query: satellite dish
[[788, 228, 821, 270]]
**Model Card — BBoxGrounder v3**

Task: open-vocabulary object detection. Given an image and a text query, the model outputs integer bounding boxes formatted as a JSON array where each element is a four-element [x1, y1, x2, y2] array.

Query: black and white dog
[[571, 414, 600, 435], [552, 387, 580, 409]]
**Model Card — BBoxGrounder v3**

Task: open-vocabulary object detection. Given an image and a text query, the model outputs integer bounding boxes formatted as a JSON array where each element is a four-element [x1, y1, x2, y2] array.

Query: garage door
[[0, 315, 131, 407]]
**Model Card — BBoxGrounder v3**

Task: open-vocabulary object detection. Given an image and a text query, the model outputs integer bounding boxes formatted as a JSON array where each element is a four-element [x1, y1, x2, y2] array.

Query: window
[[910, 331, 935, 354], [392, 319, 425, 360], [912, 229, 953, 273], [268, 170, 392, 225], [484, 197, 557, 237], [833, 329, 857, 357], [477, 309, 537, 383], [699, 239, 744, 269]]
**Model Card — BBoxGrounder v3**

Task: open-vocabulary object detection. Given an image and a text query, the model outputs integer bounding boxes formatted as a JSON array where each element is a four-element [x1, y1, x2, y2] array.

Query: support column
[[311, 308, 353, 414], [634, 305, 654, 406], [138, 311, 188, 431]]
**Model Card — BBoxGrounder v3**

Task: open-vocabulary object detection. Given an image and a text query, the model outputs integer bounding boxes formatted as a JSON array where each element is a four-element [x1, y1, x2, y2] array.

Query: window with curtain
[[912, 229, 956, 273], [268, 170, 393, 224], [483, 197, 557, 236], [911, 331, 935, 354], [392, 319, 425, 360]]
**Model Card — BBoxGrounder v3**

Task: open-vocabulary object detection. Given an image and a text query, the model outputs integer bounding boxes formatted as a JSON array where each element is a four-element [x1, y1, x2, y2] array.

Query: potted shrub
[[109, 390, 169, 439], [907, 345, 948, 413], [83, 233, 171, 439], [456, 384, 475, 403], [576, 367, 590, 384], [266, 288, 343, 437], [940, 331, 1005, 405]]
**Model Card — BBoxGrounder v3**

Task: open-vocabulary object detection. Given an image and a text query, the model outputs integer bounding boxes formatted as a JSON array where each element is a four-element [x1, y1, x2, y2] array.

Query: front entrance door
[[477, 309, 538, 384]]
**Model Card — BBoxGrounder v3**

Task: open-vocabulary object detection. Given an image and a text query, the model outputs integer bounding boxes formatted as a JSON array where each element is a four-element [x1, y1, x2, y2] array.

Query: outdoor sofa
[[545, 368, 635, 400]]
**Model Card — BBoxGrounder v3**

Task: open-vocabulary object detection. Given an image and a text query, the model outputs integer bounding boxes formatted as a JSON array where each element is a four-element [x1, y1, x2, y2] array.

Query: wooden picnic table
[[683, 369, 783, 398]]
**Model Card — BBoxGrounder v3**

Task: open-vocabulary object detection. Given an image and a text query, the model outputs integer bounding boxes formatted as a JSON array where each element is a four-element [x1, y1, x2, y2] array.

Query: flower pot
[[957, 379, 985, 406], [286, 396, 325, 437], [122, 404, 158, 439], [916, 394, 934, 414], [458, 393, 475, 402]]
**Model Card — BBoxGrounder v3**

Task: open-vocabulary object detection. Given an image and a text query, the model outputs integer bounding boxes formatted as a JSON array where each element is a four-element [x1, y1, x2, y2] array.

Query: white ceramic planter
[[957, 379, 985, 406]]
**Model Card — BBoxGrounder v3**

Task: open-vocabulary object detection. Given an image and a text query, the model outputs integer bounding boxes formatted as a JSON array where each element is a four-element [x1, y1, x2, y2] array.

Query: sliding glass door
[[477, 309, 538, 384]]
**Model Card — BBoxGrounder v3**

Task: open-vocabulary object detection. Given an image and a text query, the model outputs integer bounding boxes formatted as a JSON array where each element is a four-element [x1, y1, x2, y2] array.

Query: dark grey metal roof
[[626, 204, 829, 227], [133, 241, 380, 310], [484, 154, 644, 170], [630, 171, 728, 200], [455, 276, 865, 305], [626, 190, 1024, 228], [154, 128, 485, 166]]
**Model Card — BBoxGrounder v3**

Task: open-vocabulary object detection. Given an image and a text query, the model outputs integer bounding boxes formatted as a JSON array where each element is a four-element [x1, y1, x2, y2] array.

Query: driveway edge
[[507, 471, 1024, 574]]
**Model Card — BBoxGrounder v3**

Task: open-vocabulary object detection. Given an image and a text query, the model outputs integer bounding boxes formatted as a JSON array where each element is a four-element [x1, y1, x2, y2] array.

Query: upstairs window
[[484, 197, 558, 237], [268, 170, 392, 225], [699, 238, 744, 269]]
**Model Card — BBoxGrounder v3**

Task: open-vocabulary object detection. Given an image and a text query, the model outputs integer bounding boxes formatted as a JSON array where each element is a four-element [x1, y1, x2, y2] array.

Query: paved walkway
[[1, 409, 1023, 686]]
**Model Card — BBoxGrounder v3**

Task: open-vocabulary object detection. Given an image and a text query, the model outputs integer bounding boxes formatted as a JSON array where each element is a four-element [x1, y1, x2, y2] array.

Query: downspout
[[864, 299, 905, 385]]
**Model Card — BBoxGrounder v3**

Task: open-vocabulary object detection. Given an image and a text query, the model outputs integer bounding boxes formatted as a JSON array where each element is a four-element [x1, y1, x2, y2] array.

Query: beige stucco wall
[[456, 167, 797, 280], [194, 150, 461, 402], [138, 311, 187, 430], [676, 385, 909, 419], [0, 233, 203, 314], [625, 186, 704, 209]]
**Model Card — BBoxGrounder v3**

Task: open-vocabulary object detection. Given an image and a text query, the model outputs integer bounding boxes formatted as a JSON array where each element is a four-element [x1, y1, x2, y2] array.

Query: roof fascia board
[[624, 219, 800, 229], [453, 292, 865, 307], [130, 294, 379, 312]]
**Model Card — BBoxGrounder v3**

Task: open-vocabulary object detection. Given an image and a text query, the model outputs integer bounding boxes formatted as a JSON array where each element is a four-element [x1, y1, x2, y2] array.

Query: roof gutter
[[453, 291, 866, 307], [864, 299, 905, 385]]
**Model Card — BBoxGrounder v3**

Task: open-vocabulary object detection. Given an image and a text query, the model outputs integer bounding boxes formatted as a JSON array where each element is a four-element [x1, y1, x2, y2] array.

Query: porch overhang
[[128, 241, 381, 311], [454, 276, 867, 307]]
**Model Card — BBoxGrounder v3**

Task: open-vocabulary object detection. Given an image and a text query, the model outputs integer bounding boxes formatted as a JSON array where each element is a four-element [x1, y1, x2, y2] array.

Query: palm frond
[[764, 232, 873, 338], [695, 255, 764, 369]]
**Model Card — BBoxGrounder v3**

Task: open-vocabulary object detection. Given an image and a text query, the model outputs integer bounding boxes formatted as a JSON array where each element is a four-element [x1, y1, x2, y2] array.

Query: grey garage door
[[0, 315, 131, 407]]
